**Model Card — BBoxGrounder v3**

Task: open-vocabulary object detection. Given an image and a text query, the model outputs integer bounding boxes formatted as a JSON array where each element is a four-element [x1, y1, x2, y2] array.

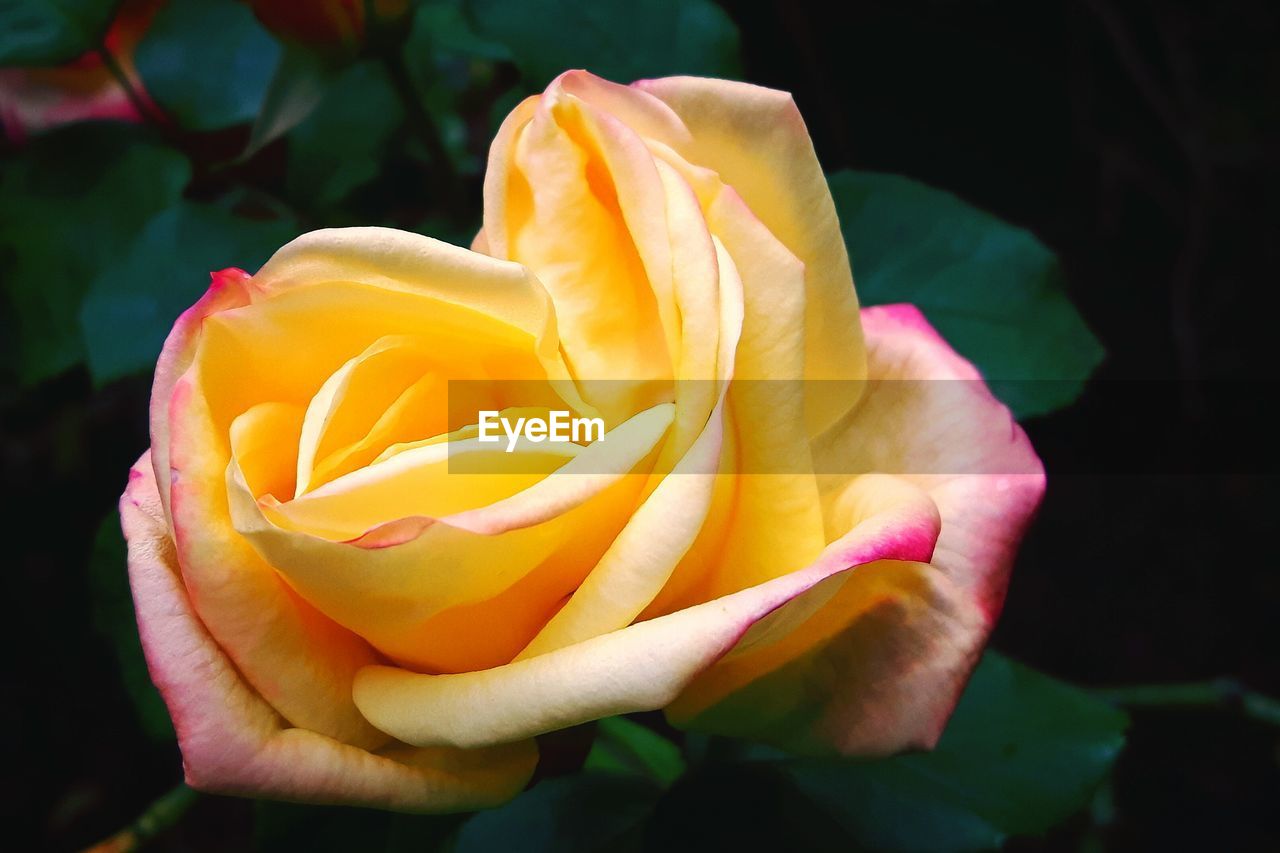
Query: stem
[[1095, 678, 1280, 726], [81, 784, 199, 853], [96, 44, 166, 130], [379, 50, 465, 221]]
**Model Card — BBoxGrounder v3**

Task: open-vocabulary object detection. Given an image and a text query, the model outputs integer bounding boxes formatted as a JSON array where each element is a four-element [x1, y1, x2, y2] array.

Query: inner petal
[[267, 413, 580, 542], [307, 372, 445, 491], [509, 94, 672, 415], [229, 401, 306, 502], [295, 335, 442, 497], [228, 404, 678, 671]]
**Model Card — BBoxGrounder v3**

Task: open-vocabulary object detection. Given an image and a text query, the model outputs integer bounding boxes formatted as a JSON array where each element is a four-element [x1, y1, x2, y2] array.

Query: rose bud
[[247, 0, 411, 55]]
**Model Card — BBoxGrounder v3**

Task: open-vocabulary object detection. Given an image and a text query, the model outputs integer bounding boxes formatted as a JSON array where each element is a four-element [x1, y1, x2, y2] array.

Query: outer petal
[[665, 554, 984, 756], [633, 74, 866, 435], [168, 362, 390, 747], [816, 304, 1046, 615], [122, 452, 536, 812], [351, 475, 941, 749], [150, 267, 254, 524], [665, 305, 1046, 754]]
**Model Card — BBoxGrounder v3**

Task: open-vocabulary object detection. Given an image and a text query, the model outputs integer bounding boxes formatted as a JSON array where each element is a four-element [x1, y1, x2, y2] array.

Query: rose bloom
[[0, 0, 160, 143], [122, 71, 1044, 812]]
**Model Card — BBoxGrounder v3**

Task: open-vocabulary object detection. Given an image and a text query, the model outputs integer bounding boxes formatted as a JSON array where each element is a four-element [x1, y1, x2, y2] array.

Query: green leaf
[[465, 0, 740, 88], [584, 716, 686, 788], [134, 0, 280, 130], [0, 123, 190, 384], [455, 773, 662, 853], [244, 44, 336, 159], [752, 652, 1128, 851], [286, 60, 403, 213], [413, 0, 512, 62], [830, 170, 1105, 419], [88, 513, 174, 742], [0, 0, 118, 66], [642, 759, 852, 852], [401, 1, 503, 180], [79, 201, 299, 383]]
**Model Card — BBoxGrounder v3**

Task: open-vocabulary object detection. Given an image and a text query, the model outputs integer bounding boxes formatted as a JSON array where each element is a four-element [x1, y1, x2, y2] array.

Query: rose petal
[[514, 235, 745, 656], [150, 267, 255, 523], [665, 305, 1046, 754], [123, 452, 537, 812], [168, 372, 391, 746], [501, 87, 674, 412], [159, 230, 604, 694], [190, 231, 581, 442], [639, 181, 828, 608], [515, 396, 725, 659], [634, 74, 866, 436], [816, 304, 1046, 615], [228, 405, 675, 670], [293, 335, 440, 497], [350, 475, 940, 749]]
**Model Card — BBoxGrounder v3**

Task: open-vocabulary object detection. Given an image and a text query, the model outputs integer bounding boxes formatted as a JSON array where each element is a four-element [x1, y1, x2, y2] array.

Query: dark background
[[3, 1, 1277, 849]]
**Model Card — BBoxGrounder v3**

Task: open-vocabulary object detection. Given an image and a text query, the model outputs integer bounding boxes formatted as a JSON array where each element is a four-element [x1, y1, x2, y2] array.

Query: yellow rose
[[122, 71, 1044, 812]]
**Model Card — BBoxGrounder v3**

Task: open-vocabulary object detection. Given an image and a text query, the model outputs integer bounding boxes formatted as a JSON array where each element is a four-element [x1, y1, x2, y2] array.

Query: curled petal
[[634, 74, 866, 434], [667, 305, 1045, 754], [351, 476, 940, 749], [229, 405, 675, 671], [816, 304, 1047, 615]]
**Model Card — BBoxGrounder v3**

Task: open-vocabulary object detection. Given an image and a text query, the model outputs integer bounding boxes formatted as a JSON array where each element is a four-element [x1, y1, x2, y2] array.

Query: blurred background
[[2, 1, 1276, 850]]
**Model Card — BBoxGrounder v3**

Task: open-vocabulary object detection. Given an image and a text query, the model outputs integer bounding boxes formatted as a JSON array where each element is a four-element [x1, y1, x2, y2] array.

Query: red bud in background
[[0, 0, 163, 143], [248, 0, 411, 55]]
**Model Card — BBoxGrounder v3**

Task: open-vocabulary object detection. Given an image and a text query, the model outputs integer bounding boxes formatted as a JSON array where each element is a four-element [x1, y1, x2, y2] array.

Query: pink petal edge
[[122, 451, 536, 813]]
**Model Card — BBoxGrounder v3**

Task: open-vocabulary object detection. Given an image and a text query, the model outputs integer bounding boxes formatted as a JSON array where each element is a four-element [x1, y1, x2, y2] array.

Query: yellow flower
[[122, 71, 1044, 812]]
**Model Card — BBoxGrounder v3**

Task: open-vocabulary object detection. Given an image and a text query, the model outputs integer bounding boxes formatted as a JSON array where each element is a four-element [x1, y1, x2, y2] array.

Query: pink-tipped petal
[[667, 305, 1045, 754], [351, 476, 940, 749], [826, 304, 1046, 616], [150, 268, 254, 523], [122, 452, 537, 812]]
